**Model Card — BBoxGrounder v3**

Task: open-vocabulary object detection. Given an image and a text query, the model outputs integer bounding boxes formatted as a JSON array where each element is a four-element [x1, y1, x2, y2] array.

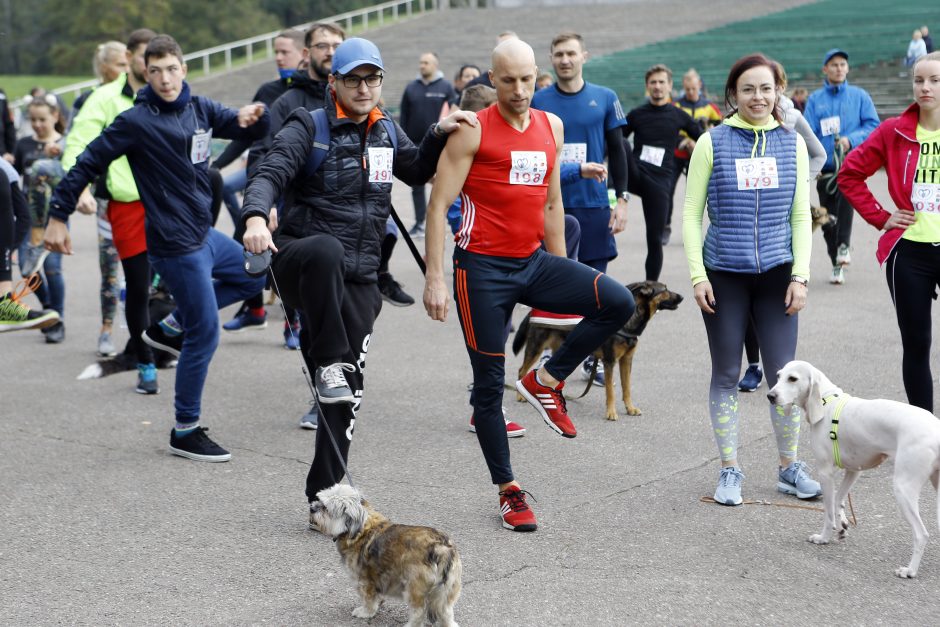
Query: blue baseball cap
[[332, 38, 385, 75], [822, 48, 848, 66]]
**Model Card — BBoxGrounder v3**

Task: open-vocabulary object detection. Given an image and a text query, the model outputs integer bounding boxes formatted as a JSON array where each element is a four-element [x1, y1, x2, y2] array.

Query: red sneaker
[[515, 369, 576, 438], [530, 308, 583, 327], [498, 486, 537, 532], [469, 408, 526, 438]]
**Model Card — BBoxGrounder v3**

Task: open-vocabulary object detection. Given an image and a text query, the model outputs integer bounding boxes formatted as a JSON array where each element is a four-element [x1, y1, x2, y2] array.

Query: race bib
[[820, 116, 841, 137], [735, 157, 779, 190], [190, 129, 212, 164], [911, 183, 940, 214], [560, 142, 587, 164], [639, 145, 665, 167], [509, 151, 547, 185], [368, 147, 394, 183]]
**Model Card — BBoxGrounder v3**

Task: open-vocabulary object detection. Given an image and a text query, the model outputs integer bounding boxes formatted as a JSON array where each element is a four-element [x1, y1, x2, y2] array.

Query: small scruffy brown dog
[[310, 484, 462, 626]]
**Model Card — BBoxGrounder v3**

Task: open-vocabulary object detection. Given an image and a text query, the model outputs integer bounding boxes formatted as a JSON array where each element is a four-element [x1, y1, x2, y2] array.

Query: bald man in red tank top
[[423, 39, 635, 532]]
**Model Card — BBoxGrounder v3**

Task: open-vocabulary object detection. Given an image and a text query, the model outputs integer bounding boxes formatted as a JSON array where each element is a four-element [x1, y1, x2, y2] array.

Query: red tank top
[[456, 105, 556, 257]]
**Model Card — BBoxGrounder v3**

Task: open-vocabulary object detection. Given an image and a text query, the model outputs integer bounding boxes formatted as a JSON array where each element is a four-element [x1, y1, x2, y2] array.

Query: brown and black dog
[[512, 281, 683, 420]]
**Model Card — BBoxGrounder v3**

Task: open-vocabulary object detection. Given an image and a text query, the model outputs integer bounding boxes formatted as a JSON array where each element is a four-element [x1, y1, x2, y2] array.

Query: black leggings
[[817, 177, 855, 265], [637, 173, 672, 281], [271, 234, 383, 501], [121, 252, 154, 364], [885, 238, 940, 412]]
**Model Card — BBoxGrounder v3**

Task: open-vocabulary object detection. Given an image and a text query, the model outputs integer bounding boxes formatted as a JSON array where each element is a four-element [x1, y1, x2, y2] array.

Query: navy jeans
[[20, 242, 64, 316], [149, 228, 265, 419]]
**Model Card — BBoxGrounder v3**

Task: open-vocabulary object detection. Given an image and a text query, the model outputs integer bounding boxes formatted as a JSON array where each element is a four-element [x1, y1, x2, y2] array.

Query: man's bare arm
[[543, 113, 566, 257], [423, 123, 481, 322]]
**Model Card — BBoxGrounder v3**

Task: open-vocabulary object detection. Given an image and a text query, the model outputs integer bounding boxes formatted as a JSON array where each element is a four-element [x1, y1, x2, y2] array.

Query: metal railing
[[11, 0, 439, 110]]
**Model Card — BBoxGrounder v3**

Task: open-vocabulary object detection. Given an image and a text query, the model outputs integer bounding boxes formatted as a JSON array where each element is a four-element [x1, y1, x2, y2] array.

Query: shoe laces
[[719, 466, 744, 488], [321, 362, 355, 389], [0, 275, 41, 321], [499, 487, 537, 512], [783, 460, 809, 482]]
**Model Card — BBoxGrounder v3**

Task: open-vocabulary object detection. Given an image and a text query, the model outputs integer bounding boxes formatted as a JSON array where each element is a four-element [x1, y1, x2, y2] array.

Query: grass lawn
[[0, 75, 92, 104]]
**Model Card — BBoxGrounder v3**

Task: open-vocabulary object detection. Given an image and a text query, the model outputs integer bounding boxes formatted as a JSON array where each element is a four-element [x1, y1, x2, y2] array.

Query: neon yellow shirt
[[903, 124, 940, 243], [682, 114, 811, 286]]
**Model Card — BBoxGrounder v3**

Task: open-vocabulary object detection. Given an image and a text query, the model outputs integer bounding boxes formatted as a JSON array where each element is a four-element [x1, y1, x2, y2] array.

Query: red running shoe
[[498, 486, 537, 532], [469, 407, 526, 438], [529, 308, 583, 327], [515, 369, 577, 438]]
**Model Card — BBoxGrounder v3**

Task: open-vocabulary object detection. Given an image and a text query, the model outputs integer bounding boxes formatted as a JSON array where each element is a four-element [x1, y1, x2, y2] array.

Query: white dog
[[767, 360, 940, 578]]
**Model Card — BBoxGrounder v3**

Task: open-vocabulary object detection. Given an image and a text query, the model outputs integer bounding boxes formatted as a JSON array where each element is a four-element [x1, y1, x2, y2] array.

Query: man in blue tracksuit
[[803, 48, 879, 285], [45, 35, 270, 462]]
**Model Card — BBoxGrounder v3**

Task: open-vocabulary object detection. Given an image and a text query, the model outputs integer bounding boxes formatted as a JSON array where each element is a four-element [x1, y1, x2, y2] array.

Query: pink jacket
[[838, 103, 921, 265]]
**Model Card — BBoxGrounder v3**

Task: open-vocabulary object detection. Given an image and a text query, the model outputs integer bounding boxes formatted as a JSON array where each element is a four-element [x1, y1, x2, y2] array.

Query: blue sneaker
[[223, 309, 267, 333], [581, 356, 606, 387], [135, 362, 159, 395], [714, 466, 744, 506], [737, 364, 763, 392], [283, 320, 301, 350], [777, 461, 822, 499]]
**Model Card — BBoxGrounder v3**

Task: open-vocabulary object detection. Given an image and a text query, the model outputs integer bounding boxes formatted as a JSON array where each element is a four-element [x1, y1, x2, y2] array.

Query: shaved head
[[489, 39, 538, 117]]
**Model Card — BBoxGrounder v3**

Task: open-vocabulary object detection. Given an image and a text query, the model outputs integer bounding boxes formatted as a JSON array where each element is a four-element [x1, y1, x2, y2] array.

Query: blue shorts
[[566, 206, 617, 264]]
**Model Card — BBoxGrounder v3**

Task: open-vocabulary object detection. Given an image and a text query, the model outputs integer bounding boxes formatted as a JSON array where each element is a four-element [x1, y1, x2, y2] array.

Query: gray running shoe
[[315, 362, 356, 404]]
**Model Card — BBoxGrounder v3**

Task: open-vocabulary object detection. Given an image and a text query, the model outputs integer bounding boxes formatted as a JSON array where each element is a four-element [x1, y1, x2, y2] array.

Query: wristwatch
[[790, 275, 808, 286], [432, 123, 445, 138], [619, 191, 630, 203]]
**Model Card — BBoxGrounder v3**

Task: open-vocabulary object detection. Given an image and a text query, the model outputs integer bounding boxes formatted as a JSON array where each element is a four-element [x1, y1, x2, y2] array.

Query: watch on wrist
[[432, 123, 445, 138], [619, 191, 630, 203], [790, 275, 808, 286]]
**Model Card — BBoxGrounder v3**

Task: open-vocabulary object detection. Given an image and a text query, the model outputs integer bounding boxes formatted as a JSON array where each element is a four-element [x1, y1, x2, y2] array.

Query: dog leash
[[389, 203, 427, 276], [267, 266, 359, 491], [700, 495, 858, 526]]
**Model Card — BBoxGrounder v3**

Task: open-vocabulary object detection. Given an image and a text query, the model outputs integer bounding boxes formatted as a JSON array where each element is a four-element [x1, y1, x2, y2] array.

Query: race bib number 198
[[510, 151, 547, 185], [368, 147, 394, 183], [735, 157, 779, 190]]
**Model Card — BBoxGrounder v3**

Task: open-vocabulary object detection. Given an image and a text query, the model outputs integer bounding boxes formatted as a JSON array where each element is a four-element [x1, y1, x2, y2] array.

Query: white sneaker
[[829, 266, 845, 285], [836, 244, 851, 266]]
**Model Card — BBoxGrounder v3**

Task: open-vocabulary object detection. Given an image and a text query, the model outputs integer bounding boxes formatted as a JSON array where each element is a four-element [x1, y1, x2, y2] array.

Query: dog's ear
[[344, 501, 369, 538], [803, 365, 825, 425]]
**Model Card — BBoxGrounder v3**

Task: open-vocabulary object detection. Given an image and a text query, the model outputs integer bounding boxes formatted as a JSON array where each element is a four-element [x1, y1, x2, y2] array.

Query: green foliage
[[0, 75, 89, 102]]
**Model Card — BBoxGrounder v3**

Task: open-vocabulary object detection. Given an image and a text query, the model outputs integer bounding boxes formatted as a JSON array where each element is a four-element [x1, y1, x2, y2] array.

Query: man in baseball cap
[[332, 37, 385, 75], [822, 48, 848, 66]]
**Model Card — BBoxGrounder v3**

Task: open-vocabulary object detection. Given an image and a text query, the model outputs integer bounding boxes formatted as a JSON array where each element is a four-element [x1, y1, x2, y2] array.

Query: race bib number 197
[[368, 147, 394, 183], [735, 157, 779, 190], [510, 151, 547, 185]]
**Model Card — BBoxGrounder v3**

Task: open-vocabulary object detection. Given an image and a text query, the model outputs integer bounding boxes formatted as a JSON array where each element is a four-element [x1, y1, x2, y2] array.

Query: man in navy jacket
[[45, 35, 270, 463]]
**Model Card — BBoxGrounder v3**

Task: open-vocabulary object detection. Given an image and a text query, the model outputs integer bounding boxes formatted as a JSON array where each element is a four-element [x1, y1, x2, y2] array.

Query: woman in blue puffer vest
[[683, 53, 816, 507]]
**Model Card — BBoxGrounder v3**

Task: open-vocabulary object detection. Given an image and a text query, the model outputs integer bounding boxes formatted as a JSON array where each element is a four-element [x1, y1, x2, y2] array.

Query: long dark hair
[[723, 53, 784, 122]]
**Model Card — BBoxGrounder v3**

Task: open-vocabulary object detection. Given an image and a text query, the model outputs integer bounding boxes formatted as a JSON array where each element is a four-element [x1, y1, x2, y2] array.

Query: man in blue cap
[[240, 38, 477, 520], [804, 48, 880, 285]]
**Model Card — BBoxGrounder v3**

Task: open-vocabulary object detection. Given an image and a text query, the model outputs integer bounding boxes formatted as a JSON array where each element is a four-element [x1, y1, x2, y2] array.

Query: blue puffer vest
[[704, 122, 797, 274]]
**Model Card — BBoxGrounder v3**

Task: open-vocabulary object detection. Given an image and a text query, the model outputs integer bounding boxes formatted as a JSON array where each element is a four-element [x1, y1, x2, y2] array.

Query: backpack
[[302, 108, 398, 177]]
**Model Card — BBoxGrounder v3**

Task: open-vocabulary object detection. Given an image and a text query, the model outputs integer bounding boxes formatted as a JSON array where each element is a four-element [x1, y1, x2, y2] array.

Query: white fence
[[11, 0, 440, 111]]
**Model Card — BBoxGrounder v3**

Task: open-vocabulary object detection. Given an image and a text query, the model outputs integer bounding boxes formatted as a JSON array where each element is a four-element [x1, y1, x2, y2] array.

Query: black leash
[[264, 261, 358, 491], [390, 203, 426, 275]]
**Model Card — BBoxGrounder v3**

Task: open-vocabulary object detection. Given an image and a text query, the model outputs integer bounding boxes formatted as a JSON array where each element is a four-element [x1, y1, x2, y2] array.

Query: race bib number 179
[[735, 157, 779, 191], [509, 151, 547, 185]]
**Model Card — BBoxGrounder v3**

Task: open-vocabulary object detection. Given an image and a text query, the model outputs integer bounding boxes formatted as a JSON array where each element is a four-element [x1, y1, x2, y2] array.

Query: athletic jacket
[[804, 79, 880, 172], [242, 94, 445, 282], [50, 82, 270, 257], [838, 103, 920, 265], [247, 71, 329, 175], [399, 73, 456, 143]]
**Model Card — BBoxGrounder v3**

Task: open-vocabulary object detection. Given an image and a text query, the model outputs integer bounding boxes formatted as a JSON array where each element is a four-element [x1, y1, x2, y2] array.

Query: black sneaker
[[44, 321, 65, 344], [169, 427, 231, 462], [315, 362, 356, 404], [377, 272, 415, 307], [142, 322, 183, 358]]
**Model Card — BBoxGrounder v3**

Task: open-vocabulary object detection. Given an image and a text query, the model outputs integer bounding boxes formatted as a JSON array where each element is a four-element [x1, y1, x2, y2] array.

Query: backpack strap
[[302, 108, 331, 178]]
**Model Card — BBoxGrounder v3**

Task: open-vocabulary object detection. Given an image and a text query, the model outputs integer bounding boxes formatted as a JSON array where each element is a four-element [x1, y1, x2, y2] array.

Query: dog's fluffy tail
[[511, 313, 530, 356], [425, 541, 462, 625], [77, 355, 137, 380]]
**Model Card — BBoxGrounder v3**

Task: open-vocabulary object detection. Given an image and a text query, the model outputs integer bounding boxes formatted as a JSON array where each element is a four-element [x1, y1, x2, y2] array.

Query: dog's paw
[[605, 411, 619, 421], [808, 533, 830, 545], [77, 363, 104, 380], [895, 566, 917, 579], [625, 405, 642, 416], [352, 606, 378, 619]]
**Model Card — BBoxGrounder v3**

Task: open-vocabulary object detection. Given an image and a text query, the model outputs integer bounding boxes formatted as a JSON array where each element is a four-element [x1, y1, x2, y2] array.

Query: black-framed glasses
[[338, 73, 384, 88]]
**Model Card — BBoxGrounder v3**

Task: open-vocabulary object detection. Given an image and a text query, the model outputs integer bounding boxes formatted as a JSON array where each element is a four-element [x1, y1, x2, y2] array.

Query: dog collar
[[822, 393, 850, 469]]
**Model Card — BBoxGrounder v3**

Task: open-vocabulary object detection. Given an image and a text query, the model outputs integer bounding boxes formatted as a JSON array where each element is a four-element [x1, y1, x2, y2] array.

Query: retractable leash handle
[[254, 256, 359, 491]]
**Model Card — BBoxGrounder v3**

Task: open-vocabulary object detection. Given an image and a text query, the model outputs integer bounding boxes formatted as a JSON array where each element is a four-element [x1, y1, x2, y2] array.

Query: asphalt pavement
[[2, 171, 939, 625]]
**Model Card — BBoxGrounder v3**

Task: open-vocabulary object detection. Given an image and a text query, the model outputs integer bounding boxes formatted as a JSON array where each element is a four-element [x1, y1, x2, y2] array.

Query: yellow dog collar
[[822, 393, 850, 469]]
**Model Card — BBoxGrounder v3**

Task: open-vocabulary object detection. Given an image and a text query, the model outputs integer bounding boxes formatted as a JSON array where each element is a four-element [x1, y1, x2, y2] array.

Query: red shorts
[[107, 200, 147, 260]]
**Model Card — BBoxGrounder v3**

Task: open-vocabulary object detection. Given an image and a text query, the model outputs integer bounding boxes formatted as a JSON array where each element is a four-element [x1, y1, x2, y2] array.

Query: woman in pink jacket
[[839, 51, 940, 412]]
